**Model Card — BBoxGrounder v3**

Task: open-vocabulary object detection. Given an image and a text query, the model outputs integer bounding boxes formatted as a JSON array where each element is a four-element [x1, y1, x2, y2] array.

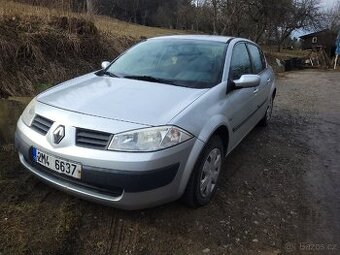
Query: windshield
[[106, 39, 227, 88]]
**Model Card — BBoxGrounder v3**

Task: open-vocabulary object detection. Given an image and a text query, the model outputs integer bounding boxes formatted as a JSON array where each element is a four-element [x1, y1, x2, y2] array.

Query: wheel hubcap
[[200, 148, 222, 198]]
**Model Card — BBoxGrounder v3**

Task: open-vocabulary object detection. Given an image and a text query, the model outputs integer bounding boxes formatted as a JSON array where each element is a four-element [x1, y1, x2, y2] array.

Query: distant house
[[300, 29, 338, 57]]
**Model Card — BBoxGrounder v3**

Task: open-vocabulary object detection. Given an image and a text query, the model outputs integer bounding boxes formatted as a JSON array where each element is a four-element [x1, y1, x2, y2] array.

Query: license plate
[[32, 147, 82, 179]]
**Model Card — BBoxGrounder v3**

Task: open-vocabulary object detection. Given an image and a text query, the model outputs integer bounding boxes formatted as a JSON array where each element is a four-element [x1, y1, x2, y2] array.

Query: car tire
[[259, 95, 274, 127], [182, 135, 224, 207]]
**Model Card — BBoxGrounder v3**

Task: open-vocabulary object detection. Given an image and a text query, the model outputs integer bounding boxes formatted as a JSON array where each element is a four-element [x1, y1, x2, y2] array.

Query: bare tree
[[86, 0, 97, 14], [211, 0, 219, 34], [266, 0, 322, 51], [53, 0, 323, 52], [323, 1, 340, 31]]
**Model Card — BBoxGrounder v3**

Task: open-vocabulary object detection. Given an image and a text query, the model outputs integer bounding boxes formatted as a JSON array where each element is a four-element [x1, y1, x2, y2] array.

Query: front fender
[[176, 114, 232, 195], [196, 114, 232, 145]]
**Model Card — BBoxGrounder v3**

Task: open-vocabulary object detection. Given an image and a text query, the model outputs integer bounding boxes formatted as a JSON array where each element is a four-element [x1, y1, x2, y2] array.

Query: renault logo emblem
[[53, 125, 65, 144]]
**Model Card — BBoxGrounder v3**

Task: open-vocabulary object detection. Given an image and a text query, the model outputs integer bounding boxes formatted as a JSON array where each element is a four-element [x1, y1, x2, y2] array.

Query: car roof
[[149, 35, 234, 43]]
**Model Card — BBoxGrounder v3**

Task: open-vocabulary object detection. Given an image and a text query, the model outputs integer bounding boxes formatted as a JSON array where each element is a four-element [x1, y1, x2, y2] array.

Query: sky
[[320, 0, 339, 9]]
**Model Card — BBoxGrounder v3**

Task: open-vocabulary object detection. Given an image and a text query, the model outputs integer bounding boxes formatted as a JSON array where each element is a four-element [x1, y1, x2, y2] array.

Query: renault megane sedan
[[15, 35, 276, 210]]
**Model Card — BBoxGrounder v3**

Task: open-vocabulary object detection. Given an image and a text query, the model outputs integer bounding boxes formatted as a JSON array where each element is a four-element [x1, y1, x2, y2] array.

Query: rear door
[[246, 43, 272, 116]]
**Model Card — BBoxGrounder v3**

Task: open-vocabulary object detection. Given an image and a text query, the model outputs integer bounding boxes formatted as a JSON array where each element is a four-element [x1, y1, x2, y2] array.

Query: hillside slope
[[0, 1, 183, 98]]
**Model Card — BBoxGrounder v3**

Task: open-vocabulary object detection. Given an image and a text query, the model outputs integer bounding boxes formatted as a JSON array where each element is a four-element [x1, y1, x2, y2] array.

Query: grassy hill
[[0, 1, 184, 98], [1, 1, 185, 39]]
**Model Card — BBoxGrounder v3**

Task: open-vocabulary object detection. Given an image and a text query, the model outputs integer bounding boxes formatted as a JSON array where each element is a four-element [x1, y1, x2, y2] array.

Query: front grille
[[31, 115, 54, 135], [76, 128, 112, 150]]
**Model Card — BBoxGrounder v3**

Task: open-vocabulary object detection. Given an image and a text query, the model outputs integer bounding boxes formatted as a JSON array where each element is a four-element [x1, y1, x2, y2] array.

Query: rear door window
[[247, 44, 266, 74], [230, 43, 252, 80]]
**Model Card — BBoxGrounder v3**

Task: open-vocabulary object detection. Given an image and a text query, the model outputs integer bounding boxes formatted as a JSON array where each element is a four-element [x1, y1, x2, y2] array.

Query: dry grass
[[262, 46, 310, 73], [263, 46, 309, 60], [0, 0, 185, 97], [0, 0, 184, 39], [0, 13, 115, 97]]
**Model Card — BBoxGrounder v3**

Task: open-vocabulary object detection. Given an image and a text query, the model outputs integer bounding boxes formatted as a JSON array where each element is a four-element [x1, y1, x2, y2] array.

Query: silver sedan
[[15, 35, 276, 210]]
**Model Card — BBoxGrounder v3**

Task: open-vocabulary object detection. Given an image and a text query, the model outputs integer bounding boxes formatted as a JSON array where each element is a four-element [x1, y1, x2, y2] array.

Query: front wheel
[[182, 135, 224, 207]]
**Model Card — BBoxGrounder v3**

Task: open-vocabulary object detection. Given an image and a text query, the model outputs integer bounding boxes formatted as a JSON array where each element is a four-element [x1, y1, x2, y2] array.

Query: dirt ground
[[0, 70, 339, 255]]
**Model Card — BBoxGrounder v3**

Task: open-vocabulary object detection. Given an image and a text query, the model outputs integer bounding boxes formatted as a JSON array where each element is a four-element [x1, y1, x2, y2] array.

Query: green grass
[[34, 83, 52, 93]]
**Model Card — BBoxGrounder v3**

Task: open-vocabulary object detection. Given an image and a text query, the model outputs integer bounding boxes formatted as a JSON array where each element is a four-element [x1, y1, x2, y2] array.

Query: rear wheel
[[259, 95, 274, 127], [182, 135, 224, 207]]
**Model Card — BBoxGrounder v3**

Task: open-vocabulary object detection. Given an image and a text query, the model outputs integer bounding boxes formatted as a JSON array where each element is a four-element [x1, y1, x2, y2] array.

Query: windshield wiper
[[123, 75, 176, 85]]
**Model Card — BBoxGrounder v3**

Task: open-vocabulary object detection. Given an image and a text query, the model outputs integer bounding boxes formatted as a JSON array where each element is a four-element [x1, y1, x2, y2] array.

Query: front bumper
[[15, 116, 204, 210]]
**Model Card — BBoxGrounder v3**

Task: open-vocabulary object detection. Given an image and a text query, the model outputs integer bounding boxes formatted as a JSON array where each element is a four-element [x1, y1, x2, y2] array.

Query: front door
[[224, 42, 257, 149]]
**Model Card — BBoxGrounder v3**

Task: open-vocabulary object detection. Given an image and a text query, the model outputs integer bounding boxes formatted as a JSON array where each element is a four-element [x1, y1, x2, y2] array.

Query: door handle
[[267, 78, 271, 85], [253, 88, 259, 94]]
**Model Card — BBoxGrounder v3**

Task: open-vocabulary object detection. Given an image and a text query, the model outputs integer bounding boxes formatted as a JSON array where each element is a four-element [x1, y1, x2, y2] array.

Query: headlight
[[21, 97, 37, 126], [108, 126, 193, 152]]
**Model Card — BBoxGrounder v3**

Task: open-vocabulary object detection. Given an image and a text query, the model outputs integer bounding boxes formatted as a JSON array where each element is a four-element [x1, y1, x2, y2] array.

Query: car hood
[[37, 73, 208, 126]]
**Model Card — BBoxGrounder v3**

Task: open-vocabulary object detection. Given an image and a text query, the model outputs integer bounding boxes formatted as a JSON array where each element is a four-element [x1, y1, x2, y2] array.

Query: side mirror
[[234, 74, 260, 88], [101, 61, 110, 69]]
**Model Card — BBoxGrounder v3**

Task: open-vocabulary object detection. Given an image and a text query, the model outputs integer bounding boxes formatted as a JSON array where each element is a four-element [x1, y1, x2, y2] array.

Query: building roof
[[299, 29, 329, 39]]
